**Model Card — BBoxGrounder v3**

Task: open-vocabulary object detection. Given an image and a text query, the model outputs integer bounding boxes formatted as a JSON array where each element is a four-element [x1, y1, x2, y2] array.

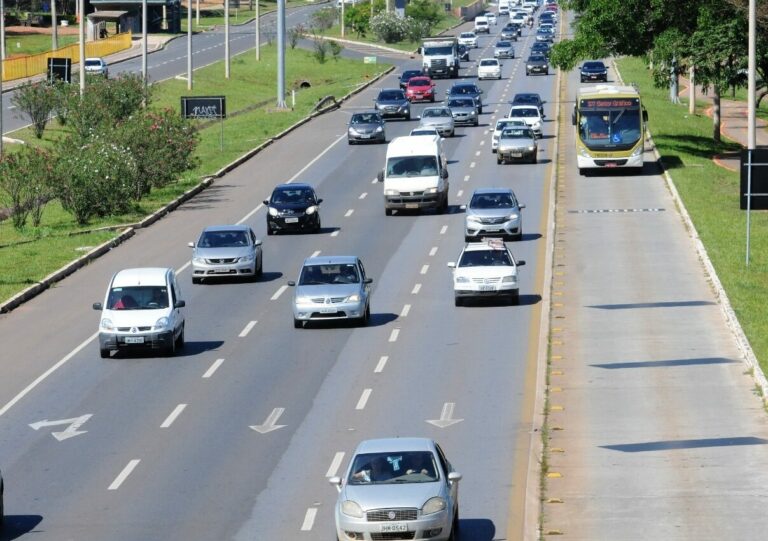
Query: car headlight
[[154, 317, 170, 331], [348, 127, 358, 135], [467, 215, 482, 223], [305, 205, 318, 215], [295, 296, 312, 304], [508, 213, 520, 220], [101, 318, 114, 331], [346, 293, 361, 302], [502, 275, 517, 283], [375, 126, 384, 133], [239, 253, 255, 262], [425, 187, 438, 194], [527, 64, 533, 69], [341, 500, 364, 518], [579, 147, 592, 158], [528, 146, 536, 151], [456, 276, 470, 283], [192, 256, 206, 264], [422, 497, 447, 515], [384, 189, 398, 196], [533, 121, 541, 129], [631, 145, 643, 157], [268, 207, 279, 217]]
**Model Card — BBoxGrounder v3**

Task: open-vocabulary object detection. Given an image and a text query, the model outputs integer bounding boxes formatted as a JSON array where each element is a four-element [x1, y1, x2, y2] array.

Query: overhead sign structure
[[47, 57, 72, 84], [181, 96, 227, 150]]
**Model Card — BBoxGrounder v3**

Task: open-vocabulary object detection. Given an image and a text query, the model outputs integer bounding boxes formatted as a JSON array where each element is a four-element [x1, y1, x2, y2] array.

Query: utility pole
[[52, 0, 58, 51], [79, 0, 85, 95], [187, 0, 192, 89], [225, 0, 230, 78], [341, 0, 345, 38], [142, 0, 148, 98], [255, 0, 260, 61], [276, 0, 286, 108], [196, 0, 200, 26], [1, 0, 6, 63], [0, 0, 4, 158], [747, 0, 756, 150]]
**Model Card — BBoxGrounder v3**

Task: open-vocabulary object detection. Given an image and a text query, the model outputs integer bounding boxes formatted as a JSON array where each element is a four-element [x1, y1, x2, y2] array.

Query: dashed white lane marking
[[480, 140, 486, 146], [326, 452, 345, 478], [371, 177, 378, 184], [239, 320, 258, 337], [331, 230, 340, 237], [301, 508, 318, 531], [375, 356, 389, 373], [429, 246, 438, 256], [457, 189, 464, 198], [356, 388, 373, 410], [160, 404, 187, 428], [271, 285, 288, 300], [311, 250, 322, 258], [400, 304, 411, 317], [359, 192, 367, 199], [177, 261, 191, 274], [420, 265, 430, 275], [470, 162, 476, 168], [389, 329, 400, 342], [108, 459, 140, 490], [203, 358, 225, 379], [344, 209, 354, 217], [412, 284, 422, 294], [475, 150, 481, 156], [440, 225, 448, 235], [464, 174, 470, 181], [237, 203, 264, 225]]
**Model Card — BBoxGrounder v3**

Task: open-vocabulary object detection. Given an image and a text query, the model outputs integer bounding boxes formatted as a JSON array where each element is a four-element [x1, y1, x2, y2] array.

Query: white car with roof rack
[[448, 239, 525, 306], [491, 118, 527, 152]]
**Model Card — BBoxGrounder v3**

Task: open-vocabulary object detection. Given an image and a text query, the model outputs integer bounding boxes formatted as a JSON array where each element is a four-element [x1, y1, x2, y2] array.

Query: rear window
[[480, 59, 499, 66]]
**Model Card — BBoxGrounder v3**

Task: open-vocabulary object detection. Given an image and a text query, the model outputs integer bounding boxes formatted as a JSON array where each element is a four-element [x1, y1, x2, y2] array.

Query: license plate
[[381, 523, 408, 533], [125, 336, 145, 344], [605, 162, 618, 168], [284, 217, 299, 223], [511, 152, 522, 157], [405, 203, 419, 209], [479, 285, 495, 291], [485, 226, 501, 231], [360, 134, 371, 139], [320, 308, 336, 314]]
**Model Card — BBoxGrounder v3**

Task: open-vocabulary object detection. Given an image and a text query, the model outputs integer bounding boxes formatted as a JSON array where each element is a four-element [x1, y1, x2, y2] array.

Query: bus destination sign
[[580, 98, 639, 108]]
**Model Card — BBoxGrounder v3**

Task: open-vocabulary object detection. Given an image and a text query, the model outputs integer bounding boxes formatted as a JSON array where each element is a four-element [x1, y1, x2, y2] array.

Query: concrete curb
[[0, 62, 394, 315], [612, 58, 768, 397]]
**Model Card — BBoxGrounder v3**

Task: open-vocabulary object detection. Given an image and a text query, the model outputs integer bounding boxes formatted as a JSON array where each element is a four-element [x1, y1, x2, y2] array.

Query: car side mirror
[[416, 115, 421, 120], [175, 300, 186, 308], [517, 260, 526, 266], [377, 170, 384, 182], [364, 278, 373, 284], [448, 472, 462, 483], [93, 302, 103, 310], [317, 198, 323, 204], [447, 262, 456, 268], [441, 169, 449, 179], [459, 204, 467, 210], [520, 204, 526, 209], [287, 281, 296, 287], [263, 199, 269, 205], [329, 476, 342, 492], [254, 239, 263, 247], [188, 242, 194, 248]]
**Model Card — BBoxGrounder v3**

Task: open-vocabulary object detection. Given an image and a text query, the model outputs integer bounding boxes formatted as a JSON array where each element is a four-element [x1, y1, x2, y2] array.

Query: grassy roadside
[[0, 44, 390, 304], [4, 33, 80, 57], [616, 56, 768, 370]]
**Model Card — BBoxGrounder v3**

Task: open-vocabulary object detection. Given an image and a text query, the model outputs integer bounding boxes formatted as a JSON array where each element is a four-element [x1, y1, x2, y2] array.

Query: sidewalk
[[679, 76, 768, 171]]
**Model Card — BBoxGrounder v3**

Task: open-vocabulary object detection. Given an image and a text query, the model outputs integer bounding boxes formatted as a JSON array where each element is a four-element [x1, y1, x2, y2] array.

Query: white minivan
[[379, 135, 450, 215], [93, 267, 186, 357], [474, 15, 490, 33]]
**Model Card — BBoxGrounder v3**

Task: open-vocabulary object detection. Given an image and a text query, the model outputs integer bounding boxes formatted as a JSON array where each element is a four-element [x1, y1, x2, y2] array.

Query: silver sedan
[[497, 126, 538, 164], [189, 225, 263, 283], [418, 106, 455, 137], [463, 187, 525, 241]]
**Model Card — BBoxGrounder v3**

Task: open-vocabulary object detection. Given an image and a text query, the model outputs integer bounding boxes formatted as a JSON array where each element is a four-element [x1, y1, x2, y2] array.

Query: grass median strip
[[616, 56, 768, 369], [0, 44, 390, 305]]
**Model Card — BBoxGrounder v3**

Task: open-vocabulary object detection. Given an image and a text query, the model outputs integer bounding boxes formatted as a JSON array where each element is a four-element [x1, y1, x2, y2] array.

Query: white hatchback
[[507, 104, 543, 137], [458, 31, 478, 48], [477, 58, 502, 80], [448, 239, 526, 306]]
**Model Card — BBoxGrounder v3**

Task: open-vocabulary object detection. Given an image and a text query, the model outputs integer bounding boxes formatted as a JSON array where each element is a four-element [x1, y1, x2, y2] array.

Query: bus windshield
[[578, 100, 641, 150]]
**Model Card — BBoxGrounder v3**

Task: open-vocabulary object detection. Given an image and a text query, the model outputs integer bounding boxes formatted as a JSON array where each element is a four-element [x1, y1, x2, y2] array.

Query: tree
[[11, 81, 57, 139], [0, 147, 56, 229]]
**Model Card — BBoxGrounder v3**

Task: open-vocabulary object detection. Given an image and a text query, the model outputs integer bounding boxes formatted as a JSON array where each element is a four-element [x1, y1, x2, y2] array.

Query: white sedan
[[486, 12, 497, 25], [448, 239, 525, 306], [458, 31, 478, 48], [477, 58, 502, 80], [507, 104, 543, 137]]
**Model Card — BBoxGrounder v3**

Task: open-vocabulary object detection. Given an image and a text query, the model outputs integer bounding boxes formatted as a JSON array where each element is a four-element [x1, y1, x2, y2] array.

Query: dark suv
[[264, 183, 323, 235], [580, 61, 608, 82]]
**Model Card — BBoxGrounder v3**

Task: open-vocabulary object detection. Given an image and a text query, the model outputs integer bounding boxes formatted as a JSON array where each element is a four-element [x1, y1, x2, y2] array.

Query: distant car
[[486, 12, 497, 25], [418, 106, 456, 137], [374, 88, 411, 120], [477, 58, 502, 80], [507, 104, 543, 137], [405, 76, 436, 103], [457, 44, 471, 62], [497, 126, 538, 164], [463, 188, 526, 242], [494, 40, 515, 59], [448, 239, 526, 305], [447, 97, 479, 126], [538, 22, 554, 33], [531, 41, 551, 57], [410, 127, 441, 137], [189, 225, 263, 283], [446, 82, 483, 113], [500, 25, 519, 41], [511, 92, 545, 116], [348, 111, 386, 144], [491, 118, 527, 152], [329, 437, 461, 541], [264, 183, 323, 235], [399, 69, 423, 90], [458, 31, 478, 48], [580, 60, 609, 82], [84, 57, 108, 77], [288, 255, 372, 327], [526, 53, 550, 76], [535, 29, 554, 43]]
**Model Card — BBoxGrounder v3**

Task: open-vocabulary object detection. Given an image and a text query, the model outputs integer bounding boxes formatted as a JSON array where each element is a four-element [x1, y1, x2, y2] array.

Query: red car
[[405, 77, 436, 103]]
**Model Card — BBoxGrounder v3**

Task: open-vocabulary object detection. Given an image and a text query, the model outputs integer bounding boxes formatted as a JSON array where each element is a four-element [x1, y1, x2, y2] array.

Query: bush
[[51, 81, 78, 127], [405, 16, 431, 43], [310, 6, 339, 32], [312, 37, 330, 64], [329, 40, 344, 61], [369, 12, 410, 43], [0, 147, 56, 229], [288, 24, 305, 49], [344, 3, 371, 37], [406, 0, 443, 32], [11, 81, 57, 139]]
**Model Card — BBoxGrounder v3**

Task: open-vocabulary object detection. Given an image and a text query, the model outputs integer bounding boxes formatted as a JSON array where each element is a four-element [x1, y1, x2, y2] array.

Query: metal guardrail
[[1, 31, 132, 82]]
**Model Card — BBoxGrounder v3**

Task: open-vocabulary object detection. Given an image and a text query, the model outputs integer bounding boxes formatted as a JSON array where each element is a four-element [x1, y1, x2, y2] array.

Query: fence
[[1, 32, 133, 82]]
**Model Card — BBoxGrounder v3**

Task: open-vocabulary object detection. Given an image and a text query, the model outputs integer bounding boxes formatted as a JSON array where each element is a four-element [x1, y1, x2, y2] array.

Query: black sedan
[[399, 69, 423, 90], [446, 82, 484, 113], [580, 61, 608, 82], [264, 183, 322, 235], [525, 54, 549, 76], [531, 41, 551, 58]]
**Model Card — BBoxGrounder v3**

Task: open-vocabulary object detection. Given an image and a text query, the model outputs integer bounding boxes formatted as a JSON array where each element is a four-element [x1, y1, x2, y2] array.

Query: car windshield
[[351, 113, 380, 124], [347, 451, 439, 485], [470, 192, 516, 209], [480, 59, 498, 66], [496, 41, 511, 47], [386, 156, 439, 177], [584, 62, 605, 70], [379, 90, 405, 101], [85, 59, 103, 67], [198, 230, 249, 248], [423, 108, 451, 118], [510, 108, 538, 117], [459, 249, 513, 267], [529, 55, 546, 62], [108, 286, 169, 310], [400, 70, 421, 81], [449, 98, 475, 108], [451, 85, 478, 95], [424, 45, 453, 55], [271, 188, 315, 205], [299, 264, 359, 285], [409, 78, 430, 87], [460, 33, 474, 38], [501, 128, 533, 139]]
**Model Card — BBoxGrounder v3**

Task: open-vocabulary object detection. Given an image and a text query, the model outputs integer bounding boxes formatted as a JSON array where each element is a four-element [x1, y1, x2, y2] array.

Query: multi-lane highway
[[0, 16, 555, 541]]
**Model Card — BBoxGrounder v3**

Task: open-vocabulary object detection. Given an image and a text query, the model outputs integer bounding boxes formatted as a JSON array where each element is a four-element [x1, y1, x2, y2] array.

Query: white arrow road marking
[[30, 414, 93, 441], [426, 402, 464, 428], [250, 407, 286, 434]]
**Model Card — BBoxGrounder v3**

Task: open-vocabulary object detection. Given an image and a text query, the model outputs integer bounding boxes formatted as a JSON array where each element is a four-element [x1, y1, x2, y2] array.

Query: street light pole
[[747, 0, 756, 150], [142, 0, 148, 98], [255, 0, 260, 61], [52, 0, 58, 51], [341, 0, 345, 38], [0, 0, 4, 158], [225, 0, 230, 78], [79, 0, 85, 95], [276, 0, 286, 108], [187, 0, 192, 89]]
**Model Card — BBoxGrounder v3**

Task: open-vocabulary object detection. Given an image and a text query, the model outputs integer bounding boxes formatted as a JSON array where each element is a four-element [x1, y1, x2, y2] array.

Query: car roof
[[401, 70, 422, 76], [201, 224, 251, 233], [514, 93, 540, 100], [273, 182, 315, 191], [463, 239, 510, 252], [303, 255, 359, 266], [112, 267, 171, 288], [354, 438, 436, 454], [472, 187, 515, 196]]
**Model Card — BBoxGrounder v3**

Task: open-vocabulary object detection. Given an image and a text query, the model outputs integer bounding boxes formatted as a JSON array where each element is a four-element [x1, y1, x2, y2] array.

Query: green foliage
[[311, 6, 339, 31], [0, 146, 57, 229], [312, 37, 329, 63], [369, 11, 410, 43], [405, 0, 443, 31], [329, 40, 344, 61], [11, 81, 57, 139], [344, 3, 371, 37], [51, 81, 78, 127], [288, 24, 305, 49]]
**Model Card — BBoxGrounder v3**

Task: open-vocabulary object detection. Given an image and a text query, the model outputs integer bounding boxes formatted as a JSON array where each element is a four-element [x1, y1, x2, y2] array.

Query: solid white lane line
[[389, 329, 400, 342], [0, 331, 98, 418], [203, 358, 225, 379], [420, 265, 430, 275], [359, 192, 367, 199], [311, 250, 322, 258], [412, 284, 422, 294], [301, 508, 318, 531], [440, 225, 448, 235], [464, 174, 470, 181], [326, 452, 346, 478], [356, 388, 372, 410], [331, 230, 340, 237], [176, 261, 191, 274], [161, 404, 187, 428], [400, 304, 411, 317], [237, 203, 264, 225], [108, 459, 140, 490], [429, 246, 438, 256], [375, 356, 389, 373], [344, 209, 354, 217], [271, 285, 289, 300], [239, 320, 258, 337]]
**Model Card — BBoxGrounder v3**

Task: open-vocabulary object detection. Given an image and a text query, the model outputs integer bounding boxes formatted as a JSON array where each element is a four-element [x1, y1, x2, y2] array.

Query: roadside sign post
[[181, 96, 227, 150], [740, 149, 768, 266]]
